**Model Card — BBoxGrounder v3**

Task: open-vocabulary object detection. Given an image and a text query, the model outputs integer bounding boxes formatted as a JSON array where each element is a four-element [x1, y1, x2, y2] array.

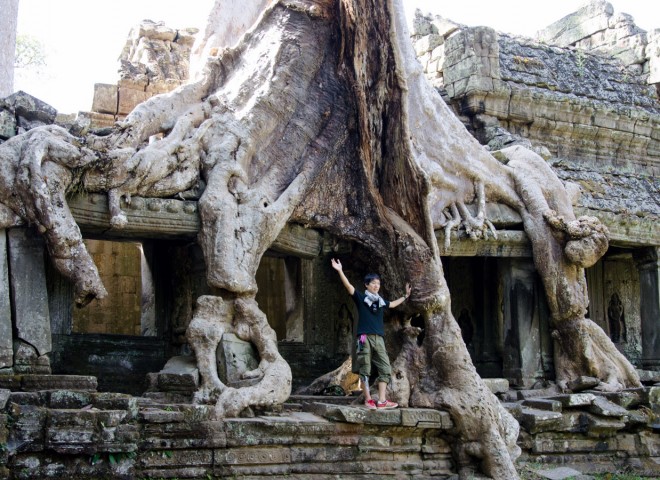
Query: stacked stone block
[[537, 0, 649, 75], [89, 20, 198, 129]]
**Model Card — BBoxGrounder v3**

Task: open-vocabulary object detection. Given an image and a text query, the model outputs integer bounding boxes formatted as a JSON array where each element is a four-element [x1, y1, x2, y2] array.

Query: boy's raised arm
[[331, 258, 355, 295]]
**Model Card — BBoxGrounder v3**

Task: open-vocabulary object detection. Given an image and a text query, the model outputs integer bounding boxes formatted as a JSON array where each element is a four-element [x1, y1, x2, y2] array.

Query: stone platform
[[0, 375, 658, 478]]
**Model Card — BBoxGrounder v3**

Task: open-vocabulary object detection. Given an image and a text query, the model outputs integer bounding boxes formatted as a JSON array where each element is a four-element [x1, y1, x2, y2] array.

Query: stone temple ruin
[[0, 0, 658, 478]]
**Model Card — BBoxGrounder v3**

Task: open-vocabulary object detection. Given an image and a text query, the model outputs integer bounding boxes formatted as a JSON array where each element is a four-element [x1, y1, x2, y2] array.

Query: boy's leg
[[369, 335, 397, 409], [356, 335, 375, 406], [369, 335, 392, 387]]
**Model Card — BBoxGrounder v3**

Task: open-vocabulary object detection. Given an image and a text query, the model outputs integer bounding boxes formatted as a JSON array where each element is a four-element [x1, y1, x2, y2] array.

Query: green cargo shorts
[[356, 334, 391, 385]]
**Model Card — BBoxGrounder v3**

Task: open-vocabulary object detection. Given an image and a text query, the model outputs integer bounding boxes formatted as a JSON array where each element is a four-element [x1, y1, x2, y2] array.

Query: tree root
[[543, 210, 609, 268], [552, 317, 641, 391], [437, 181, 497, 249], [0, 125, 107, 305], [187, 294, 292, 417]]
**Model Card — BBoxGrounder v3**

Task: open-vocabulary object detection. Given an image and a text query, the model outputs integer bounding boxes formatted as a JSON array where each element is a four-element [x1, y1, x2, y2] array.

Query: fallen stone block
[[548, 393, 595, 407], [516, 386, 560, 400], [4, 91, 57, 126], [588, 396, 630, 418], [91, 83, 118, 115], [582, 412, 626, 438], [522, 398, 563, 412], [501, 402, 523, 420], [520, 407, 564, 434], [152, 355, 200, 392], [217, 334, 262, 388], [482, 378, 509, 394], [637, 369, 660, 384], [567, 375, 600, 392], [596, 390, 642, 408], [650, 386, 660, 414]]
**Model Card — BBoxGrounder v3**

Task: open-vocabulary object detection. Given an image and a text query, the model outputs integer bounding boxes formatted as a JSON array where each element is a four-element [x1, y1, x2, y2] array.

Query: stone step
[[0, 374, 98, 392], [287, 394, 357, 406]]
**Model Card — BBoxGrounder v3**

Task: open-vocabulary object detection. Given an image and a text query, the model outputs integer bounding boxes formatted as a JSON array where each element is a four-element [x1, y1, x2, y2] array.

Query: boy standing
[[331, 258, 411, 409]]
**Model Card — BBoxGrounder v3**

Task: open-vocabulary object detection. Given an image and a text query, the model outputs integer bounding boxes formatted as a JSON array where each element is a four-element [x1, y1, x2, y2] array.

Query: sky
[[14, 0, 660, 114]]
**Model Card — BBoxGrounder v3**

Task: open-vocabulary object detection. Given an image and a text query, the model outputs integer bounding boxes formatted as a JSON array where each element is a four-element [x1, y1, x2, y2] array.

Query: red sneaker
[[364, 399, 377, 409], [377, 400, 398, 409]]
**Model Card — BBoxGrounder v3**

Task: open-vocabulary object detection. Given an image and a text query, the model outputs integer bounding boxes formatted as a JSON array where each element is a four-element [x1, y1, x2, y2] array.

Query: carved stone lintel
[[438, 230, 532, 257]]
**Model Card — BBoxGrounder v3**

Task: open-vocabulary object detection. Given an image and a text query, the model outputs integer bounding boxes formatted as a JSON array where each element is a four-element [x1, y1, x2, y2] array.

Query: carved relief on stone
[[607, 292, 626, 343]]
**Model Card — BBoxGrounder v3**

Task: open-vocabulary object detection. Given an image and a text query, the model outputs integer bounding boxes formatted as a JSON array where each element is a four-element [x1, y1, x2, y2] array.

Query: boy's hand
[[331, 258, 343, 272]]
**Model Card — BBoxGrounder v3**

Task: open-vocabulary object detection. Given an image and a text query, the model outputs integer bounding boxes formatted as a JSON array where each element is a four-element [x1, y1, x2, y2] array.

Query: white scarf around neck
[[364, 290, 386, 308]]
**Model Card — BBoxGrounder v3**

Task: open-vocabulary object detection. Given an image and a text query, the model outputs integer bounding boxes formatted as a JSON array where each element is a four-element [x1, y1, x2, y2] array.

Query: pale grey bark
[[0, 0, 19, 97], [0, 0, 642, 478]]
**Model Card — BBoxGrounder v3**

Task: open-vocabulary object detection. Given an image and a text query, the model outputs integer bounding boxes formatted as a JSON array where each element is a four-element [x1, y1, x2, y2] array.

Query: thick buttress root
[[186, 295, 292, 417]]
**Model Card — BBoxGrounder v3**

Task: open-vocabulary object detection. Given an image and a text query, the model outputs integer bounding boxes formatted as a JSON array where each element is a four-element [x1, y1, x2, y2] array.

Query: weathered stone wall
[[0, 379, 658, 479], [411, 11, 660, 246], [411, 4, 659, 384]]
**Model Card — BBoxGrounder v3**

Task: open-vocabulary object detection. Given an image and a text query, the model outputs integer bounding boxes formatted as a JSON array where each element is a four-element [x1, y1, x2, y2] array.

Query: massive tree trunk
[[0, 0, 642, 477], [0, 0, 19, 97]]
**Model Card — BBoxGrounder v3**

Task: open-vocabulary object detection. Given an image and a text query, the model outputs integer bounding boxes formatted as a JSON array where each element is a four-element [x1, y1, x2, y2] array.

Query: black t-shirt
[[352, 290, 390, 336]]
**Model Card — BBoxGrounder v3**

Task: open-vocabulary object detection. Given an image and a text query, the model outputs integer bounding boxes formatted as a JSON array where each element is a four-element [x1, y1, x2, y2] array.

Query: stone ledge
[[1, 388, 658, 478], [0, 374, 98, 392], [303, 402, 453, 429]]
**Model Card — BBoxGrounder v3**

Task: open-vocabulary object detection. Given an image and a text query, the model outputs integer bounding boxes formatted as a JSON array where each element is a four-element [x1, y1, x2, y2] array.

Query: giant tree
[[0, 0, 641, 477]]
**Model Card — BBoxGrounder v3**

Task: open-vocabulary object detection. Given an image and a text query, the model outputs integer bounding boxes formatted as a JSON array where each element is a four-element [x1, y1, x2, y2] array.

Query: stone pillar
[[0, 230, 12, 367], [500, 258, 547, 388], [633, 247, 660, 370], [8, 228, 52, 356]]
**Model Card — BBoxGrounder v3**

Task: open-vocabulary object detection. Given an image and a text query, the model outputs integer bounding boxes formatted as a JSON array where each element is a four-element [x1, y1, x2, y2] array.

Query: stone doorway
[[72, 239, 156, 336]]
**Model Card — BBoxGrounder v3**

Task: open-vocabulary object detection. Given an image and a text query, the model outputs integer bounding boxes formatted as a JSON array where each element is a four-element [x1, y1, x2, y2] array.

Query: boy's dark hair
[[364, 273, 381, 285]]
